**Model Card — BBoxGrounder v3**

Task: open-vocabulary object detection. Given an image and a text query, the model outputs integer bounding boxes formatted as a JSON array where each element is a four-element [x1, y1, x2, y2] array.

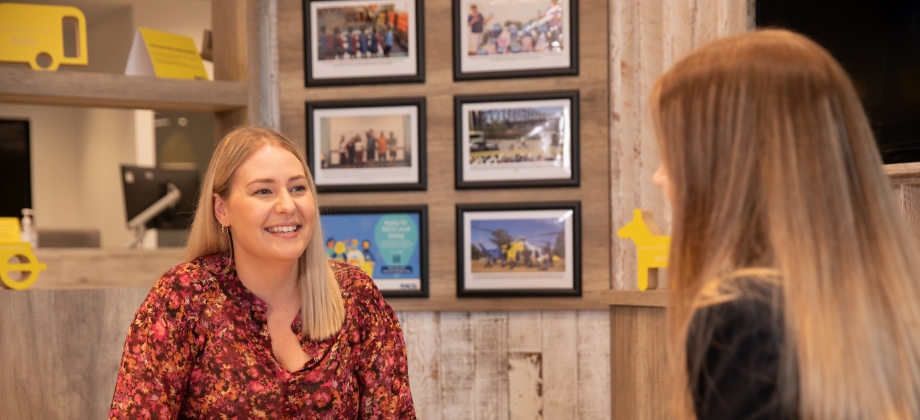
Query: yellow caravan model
[[0, 3, 88, 70]]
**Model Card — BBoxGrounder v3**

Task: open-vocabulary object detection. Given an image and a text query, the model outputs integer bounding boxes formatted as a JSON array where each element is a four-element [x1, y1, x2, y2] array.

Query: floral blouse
[[109, 253, 416, 419]]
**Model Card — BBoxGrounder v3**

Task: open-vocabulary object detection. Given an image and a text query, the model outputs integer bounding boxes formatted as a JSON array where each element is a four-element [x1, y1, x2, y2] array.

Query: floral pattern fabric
[[109, 253, 416, 419]]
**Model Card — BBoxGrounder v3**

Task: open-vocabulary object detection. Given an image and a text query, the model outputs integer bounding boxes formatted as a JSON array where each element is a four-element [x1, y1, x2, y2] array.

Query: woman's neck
[[234, 254, 300, 308]]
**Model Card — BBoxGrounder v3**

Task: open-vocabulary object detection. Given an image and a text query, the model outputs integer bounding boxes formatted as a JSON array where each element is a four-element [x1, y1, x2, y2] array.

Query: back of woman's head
[[654, 29, 920, 419]]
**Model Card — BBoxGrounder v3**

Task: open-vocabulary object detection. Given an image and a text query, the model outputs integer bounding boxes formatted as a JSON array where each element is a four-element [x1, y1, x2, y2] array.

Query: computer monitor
[[121, 165, 199, 231]]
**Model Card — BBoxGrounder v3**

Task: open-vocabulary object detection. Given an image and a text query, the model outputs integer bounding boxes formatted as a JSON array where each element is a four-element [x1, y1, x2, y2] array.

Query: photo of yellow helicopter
[[470, 221, 564, 273]]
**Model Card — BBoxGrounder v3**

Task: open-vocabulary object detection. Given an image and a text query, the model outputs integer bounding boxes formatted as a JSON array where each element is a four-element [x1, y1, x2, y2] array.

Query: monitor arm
[[126, 182, 181, 248]]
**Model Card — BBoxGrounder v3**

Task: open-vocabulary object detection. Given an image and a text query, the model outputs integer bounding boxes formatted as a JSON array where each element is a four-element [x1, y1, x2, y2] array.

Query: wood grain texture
[[0, 288, 150, 420], [609, 0, 749, 290], [403, 311, 442, 420], [0, 66, 248, 112], [29, 248, 183, 290], [896, 183, 920, 243], [508, 352, 543, 420], [277, 0, 610, 311], [591, 289, 668, 307], [610, 306, 668, 420], [473, 312, 509, 420], [886, 162, 920, 184], [438, 312, 475, 419], [213, 0, 262, 133], [577, 311, 611, 420], [541, 311, 578, 419]]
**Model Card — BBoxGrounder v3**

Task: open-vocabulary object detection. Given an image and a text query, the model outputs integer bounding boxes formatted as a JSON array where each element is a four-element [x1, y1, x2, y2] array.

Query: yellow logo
[[617, 209, 670, 291], [0, 218, 46, 290], [0, 3, 88, 70]]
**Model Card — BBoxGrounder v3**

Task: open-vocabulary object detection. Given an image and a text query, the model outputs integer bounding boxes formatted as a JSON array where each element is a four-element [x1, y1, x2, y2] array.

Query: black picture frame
[[452, 0, 578, 81], [454, 91, 580, 189], [303, 0, 425, 87], [456, 201, 581, 297], [320, 205, 429, 298], [306, 97, 427, 193]]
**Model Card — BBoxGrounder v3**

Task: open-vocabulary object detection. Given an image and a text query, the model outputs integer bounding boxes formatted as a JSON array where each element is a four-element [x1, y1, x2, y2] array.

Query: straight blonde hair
[[653, 30, 920, 419], [185, 126, 345, 340]]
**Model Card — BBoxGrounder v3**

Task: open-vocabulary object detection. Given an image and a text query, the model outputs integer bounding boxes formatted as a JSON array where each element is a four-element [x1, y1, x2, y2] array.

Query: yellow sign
[[125, 27, 209, 80], [617, 209, 671, 291], [0, 217, 46, 290], [0, 3, 88, 70], [0, 218, 21, 243]]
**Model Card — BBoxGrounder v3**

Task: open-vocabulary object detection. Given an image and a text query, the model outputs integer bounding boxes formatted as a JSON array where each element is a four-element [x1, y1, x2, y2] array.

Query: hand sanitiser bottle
[[20, 208, 37, 248]]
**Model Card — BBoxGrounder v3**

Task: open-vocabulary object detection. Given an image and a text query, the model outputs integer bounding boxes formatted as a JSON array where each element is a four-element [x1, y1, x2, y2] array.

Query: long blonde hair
[[653, 29, 920, 419], [185, 126, 345, 340]]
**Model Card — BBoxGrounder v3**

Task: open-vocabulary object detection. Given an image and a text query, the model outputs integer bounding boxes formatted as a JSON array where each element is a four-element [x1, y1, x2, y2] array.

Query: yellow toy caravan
[[0, 3, 88, 70], [0, 217, 46, 290], [617, 209, 671, 291]]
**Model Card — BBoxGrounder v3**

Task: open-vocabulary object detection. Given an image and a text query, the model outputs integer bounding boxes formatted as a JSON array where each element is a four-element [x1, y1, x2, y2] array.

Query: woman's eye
[[255, 189, 271, 195], [291, 185, 307, 193]]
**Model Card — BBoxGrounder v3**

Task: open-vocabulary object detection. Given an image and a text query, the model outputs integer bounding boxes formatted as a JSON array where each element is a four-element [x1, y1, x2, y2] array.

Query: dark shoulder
[[688, 279, 789, 419]]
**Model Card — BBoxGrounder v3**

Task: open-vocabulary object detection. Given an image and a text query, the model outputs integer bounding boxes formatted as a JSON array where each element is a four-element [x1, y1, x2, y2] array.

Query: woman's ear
[[213, 193, 229, 226]]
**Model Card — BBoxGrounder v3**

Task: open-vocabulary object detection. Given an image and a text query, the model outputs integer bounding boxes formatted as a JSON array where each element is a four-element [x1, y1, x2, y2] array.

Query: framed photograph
[[303, 0, 425, 86], [455, 91, 579, 189], [320, 205, 428, 297], [307, 98, 426, 192], [456, 202, 581, 297], [452, 0, 577, 81]]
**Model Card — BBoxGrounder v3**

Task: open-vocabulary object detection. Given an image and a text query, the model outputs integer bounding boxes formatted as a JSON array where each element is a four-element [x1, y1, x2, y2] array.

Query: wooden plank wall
[[0, 289, 609, 420], [398, 310, 610, 419], [609, 0, 752, 290]]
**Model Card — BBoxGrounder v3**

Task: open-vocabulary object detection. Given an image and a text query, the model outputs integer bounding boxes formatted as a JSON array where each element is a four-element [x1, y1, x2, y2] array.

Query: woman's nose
[[275, 190, 296, 213]]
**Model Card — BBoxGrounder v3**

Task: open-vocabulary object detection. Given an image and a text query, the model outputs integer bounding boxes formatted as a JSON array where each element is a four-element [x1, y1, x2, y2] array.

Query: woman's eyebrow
[[245, 178, 275, 186]]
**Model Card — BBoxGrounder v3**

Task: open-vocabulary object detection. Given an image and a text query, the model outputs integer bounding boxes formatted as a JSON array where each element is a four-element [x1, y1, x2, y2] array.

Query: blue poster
[[320, 211, 422, 292]]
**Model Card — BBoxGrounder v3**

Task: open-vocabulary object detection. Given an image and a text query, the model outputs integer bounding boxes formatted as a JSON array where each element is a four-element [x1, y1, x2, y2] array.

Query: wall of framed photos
[[279, 0, 610, 311]]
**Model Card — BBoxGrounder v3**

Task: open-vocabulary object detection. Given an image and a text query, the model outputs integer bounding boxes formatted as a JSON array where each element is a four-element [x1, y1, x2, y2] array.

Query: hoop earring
[[222, 224, 234, 274]]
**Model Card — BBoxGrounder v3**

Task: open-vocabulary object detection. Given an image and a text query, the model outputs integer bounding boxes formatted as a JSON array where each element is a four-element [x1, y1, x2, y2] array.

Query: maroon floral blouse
[[109, 253, 416, 419]]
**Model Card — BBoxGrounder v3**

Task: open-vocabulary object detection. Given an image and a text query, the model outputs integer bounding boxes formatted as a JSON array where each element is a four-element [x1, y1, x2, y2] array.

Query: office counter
[[0, 248, 184, 419]]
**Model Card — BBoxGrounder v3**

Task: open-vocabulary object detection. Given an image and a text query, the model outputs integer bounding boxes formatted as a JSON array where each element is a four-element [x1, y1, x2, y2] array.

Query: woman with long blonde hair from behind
[[652, 29, 920, 419]]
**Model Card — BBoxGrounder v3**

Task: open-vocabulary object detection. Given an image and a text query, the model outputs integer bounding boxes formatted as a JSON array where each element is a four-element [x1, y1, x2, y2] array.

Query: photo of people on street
[[307, 0, 421, 84], [470, 218, 566, 273], [315, 3, 410, 61], [464, 0, 564, 56], [455, 0, 573, 77], [457, 93, 576, 187], [467, 105, 566, 168]]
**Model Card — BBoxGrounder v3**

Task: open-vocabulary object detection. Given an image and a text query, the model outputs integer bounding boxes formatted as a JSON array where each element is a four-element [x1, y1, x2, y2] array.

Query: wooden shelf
[[886, 162, 920, 183], [593, 289, 668, 307], [0, 67, 248, 112]]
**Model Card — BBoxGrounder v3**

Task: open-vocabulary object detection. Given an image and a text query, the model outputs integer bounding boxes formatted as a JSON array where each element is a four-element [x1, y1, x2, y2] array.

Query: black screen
[[0, 120, 32, 218], [121, 165, 199, 230], [757, 0, 920, 164]]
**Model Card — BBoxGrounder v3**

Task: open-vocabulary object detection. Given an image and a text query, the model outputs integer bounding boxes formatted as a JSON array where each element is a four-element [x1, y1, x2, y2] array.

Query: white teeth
[[267, 225, 297, 233]]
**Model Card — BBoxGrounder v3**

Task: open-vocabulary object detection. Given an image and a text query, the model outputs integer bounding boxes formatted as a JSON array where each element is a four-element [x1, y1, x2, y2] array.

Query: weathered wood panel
[[473, 313, 509, 420], [402, 311, 442, 419], [438, 312, 475, 419], [609, 0, 750, 290], [578, 311, 611, 420], [0, 288, 149, 420], [541, 312, 579, 418], [896, 183, 920, 243]]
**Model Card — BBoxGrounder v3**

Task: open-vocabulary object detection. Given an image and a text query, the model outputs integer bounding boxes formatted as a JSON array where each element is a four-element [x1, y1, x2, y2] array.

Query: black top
[[687, 288, 795, 420]]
